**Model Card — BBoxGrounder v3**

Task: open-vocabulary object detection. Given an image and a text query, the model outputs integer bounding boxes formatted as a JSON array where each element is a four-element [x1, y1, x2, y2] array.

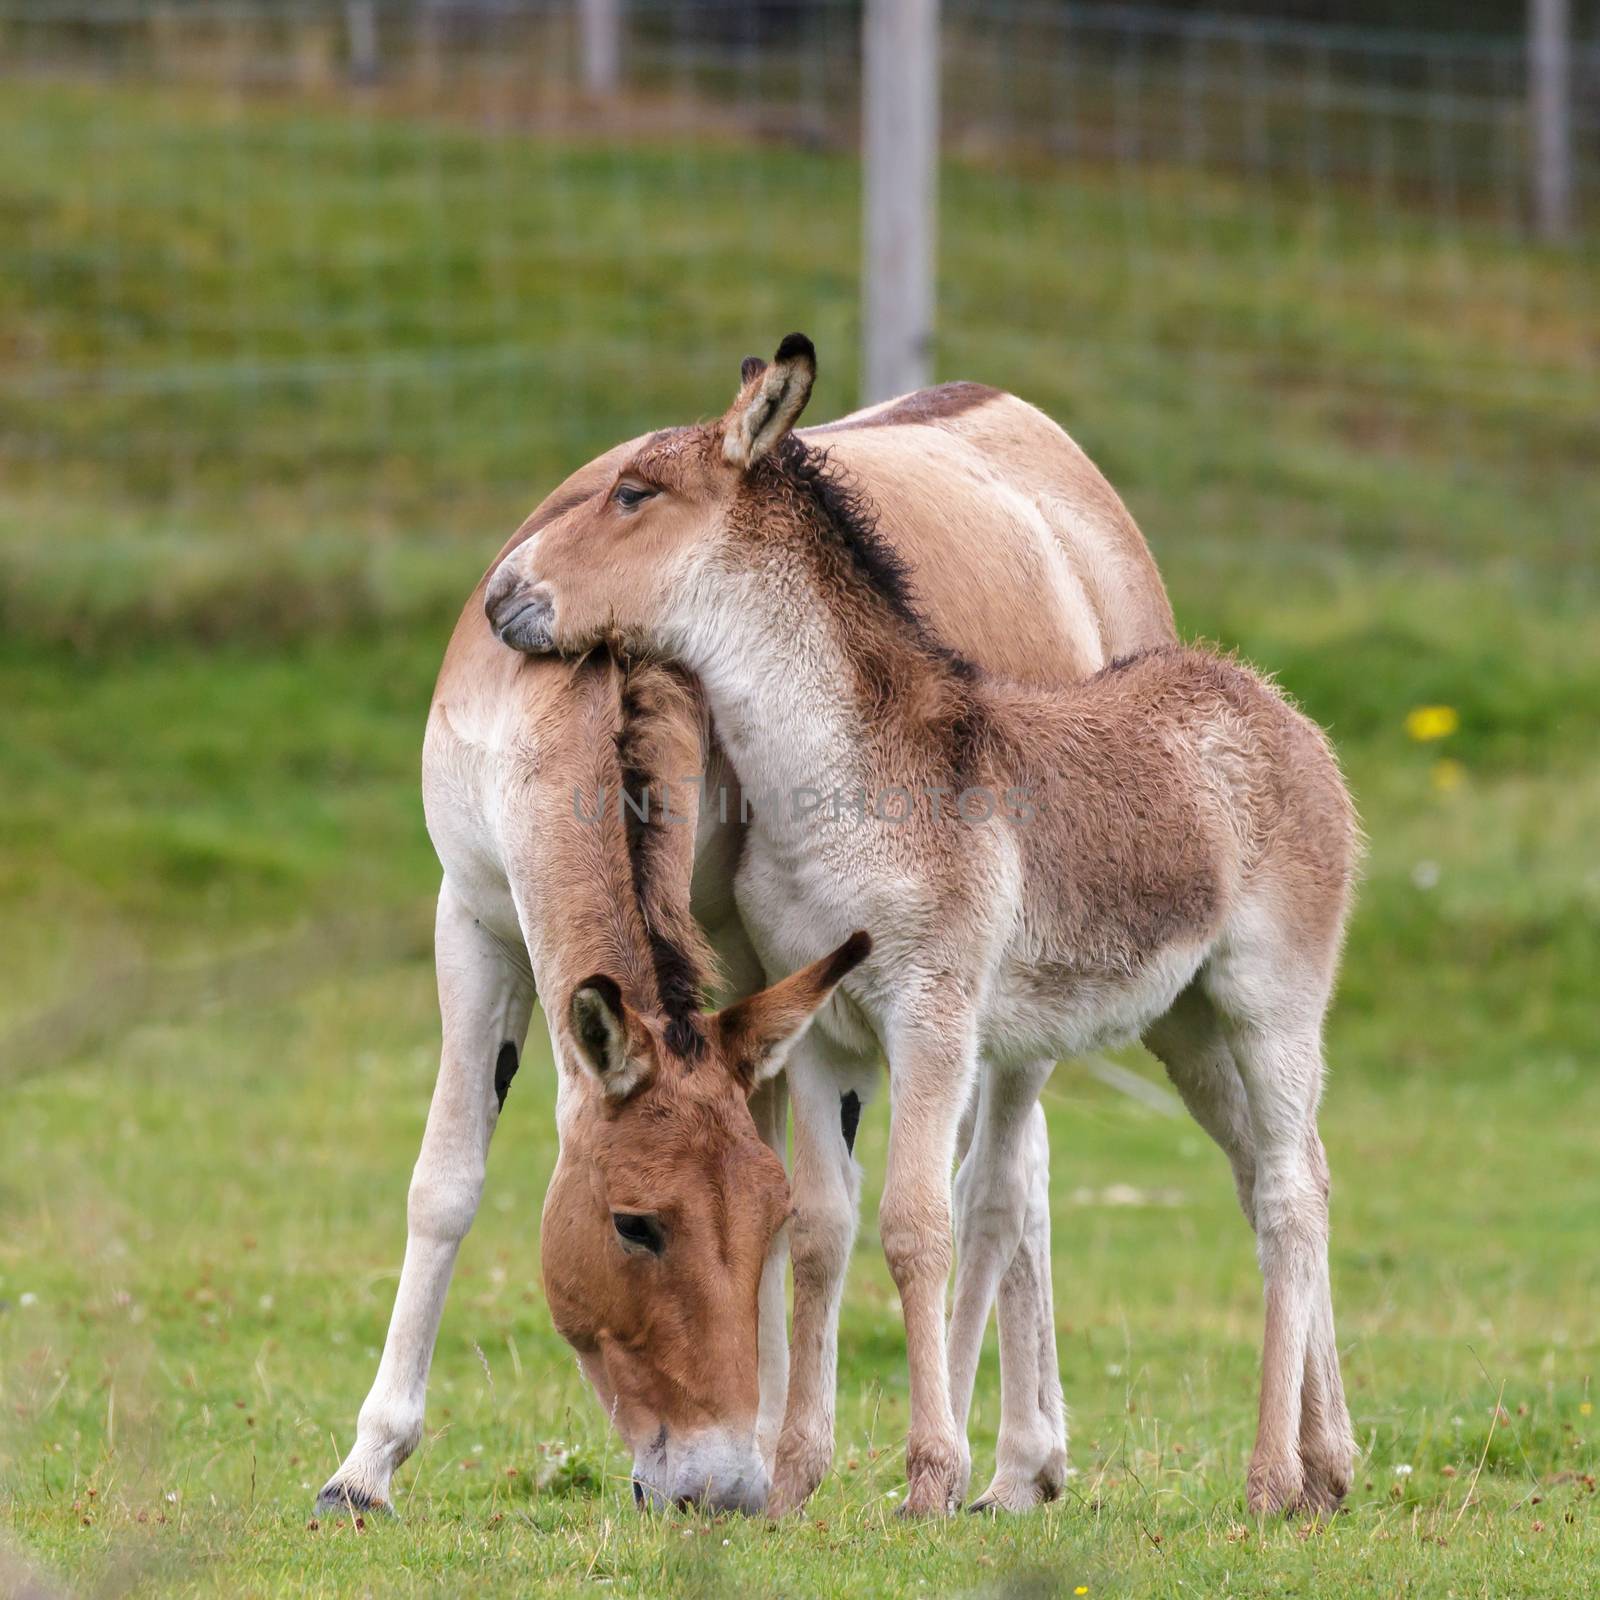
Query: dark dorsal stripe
[[771, 435, 978, 685], [766, 437, 986, 782], [614, 666, 708, 1061]]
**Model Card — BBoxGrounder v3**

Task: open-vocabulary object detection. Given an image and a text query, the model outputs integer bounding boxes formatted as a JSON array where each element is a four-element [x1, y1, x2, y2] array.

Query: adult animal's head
[[541, 929, 870, 1515]]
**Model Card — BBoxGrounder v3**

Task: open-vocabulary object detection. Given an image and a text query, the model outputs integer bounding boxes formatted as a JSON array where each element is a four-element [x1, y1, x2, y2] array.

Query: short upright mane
[[768, 435, 977, 681]]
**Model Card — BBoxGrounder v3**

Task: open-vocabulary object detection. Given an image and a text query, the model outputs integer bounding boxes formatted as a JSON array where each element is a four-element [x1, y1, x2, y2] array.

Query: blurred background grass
[[1, 3, 1597, 1595]]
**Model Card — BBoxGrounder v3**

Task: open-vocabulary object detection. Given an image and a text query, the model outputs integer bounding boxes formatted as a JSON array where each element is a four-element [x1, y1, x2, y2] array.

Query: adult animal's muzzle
[[631, 1429, 770, 1516], [484, 566, 557, 653]]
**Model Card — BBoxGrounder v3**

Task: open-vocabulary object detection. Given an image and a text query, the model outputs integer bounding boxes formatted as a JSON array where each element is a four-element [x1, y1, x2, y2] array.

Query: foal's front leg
[[880, 1015, 980, 1517], [317, 882, 533, 1515]]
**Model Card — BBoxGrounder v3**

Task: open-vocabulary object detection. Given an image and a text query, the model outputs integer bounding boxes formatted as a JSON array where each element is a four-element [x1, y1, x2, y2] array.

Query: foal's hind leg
[[1143, 981, 1256, 1219], [1145, 979, 1353, 1516], [317, 880, 534, 1516], [1199, 959, 1353, 1519], [1290, 1126, 1354, 1513]]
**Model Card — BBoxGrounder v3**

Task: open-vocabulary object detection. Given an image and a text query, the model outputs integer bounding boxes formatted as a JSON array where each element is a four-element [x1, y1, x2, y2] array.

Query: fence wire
[[1, 1, 1594, 582]]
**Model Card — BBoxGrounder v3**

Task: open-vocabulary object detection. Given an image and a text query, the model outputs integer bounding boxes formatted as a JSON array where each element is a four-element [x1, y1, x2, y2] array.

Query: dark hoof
[[314, 1480, 395, 1519]]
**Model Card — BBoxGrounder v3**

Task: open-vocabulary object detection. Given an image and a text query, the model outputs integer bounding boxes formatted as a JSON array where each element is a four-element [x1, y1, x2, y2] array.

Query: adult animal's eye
[[613, 483, 657, 511], [612, 1212, 665, 1254]]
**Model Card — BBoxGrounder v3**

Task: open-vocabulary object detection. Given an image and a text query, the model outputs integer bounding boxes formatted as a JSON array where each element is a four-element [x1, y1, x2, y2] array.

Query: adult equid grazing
[[317, 645, 866, 1516], [322, 368, 1176, 1521], [458, 364, 1174, 1516], [487, 335, 1361, 1519]]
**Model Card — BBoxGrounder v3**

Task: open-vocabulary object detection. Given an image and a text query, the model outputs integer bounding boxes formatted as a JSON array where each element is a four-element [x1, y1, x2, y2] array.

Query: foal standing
[[487, 335, 1361, 1519]]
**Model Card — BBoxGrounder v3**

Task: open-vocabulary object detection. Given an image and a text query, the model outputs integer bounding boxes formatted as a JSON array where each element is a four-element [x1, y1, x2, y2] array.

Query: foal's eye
[[612, 1212, 665, 1254], [612, 483, 657, 511]]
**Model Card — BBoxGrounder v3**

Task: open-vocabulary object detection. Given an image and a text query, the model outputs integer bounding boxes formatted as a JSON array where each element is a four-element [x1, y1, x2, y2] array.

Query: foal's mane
[[767, 434, 977, 683]]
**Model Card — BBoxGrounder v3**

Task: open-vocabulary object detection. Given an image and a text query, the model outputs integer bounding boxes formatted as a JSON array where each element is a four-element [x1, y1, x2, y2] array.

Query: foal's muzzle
[[484, 565, 557, 654]]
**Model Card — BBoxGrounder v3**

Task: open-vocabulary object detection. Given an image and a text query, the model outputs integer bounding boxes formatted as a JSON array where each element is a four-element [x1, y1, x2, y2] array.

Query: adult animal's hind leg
[[317, 880, 533, 1516]]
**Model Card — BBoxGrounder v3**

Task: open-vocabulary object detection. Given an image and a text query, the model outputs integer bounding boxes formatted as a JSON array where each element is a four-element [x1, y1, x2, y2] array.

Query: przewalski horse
[[316, 646, 867, 1516], [486, 334, 1361, 1520]]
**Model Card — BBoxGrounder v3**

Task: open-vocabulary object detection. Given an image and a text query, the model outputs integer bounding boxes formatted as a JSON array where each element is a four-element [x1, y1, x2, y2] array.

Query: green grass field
[[2, 79, 1597, 1598]]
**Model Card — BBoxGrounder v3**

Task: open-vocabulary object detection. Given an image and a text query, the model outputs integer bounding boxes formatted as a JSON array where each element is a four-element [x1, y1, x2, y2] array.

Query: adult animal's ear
[[568, 975, 654, 1101], [722, 332, 817, 469], [713, 930, 871, 1090]]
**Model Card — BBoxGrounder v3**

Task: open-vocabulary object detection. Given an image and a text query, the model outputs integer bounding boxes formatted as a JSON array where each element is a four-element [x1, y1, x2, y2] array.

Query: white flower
[[19, 1292, 38, 1308], [1393, 1463, 1413, 1477]]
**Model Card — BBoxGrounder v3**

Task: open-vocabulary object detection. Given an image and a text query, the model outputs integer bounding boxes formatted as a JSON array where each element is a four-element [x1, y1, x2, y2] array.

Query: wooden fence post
[[581, 0, 621, 98], [1530, 0, 1573, 240], [346, 0, 379, 83], [862, 0, 940, 403]]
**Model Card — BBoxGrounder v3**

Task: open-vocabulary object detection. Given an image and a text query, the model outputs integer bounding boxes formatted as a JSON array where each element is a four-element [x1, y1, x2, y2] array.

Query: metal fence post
[[581, 0, 621, 98], [862, 0, 940, 404], [1529, 0, 1573, 240]]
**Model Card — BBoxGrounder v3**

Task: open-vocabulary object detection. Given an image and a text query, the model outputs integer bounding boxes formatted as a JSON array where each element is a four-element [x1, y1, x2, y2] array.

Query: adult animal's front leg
[[768, 1035, 871, 1516], [708, 909, 793, 1467], [880, 1017, 980, 1517], [749, 1070, 790, 1464], [317, 882, 533, 1516]]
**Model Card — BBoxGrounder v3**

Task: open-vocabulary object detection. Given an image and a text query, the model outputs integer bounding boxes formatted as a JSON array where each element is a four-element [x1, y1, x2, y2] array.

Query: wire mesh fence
[[1, 0, 1595, 624]]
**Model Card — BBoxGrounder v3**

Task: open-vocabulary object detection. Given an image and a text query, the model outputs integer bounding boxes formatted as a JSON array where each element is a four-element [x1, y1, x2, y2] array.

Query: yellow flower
[[1431, 758, 1465, 793], [1582, 1401, 1593, 1416], [1076, 1590, 1089, 1596], [1406, 705, 1459, 742]]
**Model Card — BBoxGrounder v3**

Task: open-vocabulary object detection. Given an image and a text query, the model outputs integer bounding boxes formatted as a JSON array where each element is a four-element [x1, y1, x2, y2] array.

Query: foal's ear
[[568, 975, 654, 1101], [722, 332, 817, 469], [712, 930, 871, 1089]]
